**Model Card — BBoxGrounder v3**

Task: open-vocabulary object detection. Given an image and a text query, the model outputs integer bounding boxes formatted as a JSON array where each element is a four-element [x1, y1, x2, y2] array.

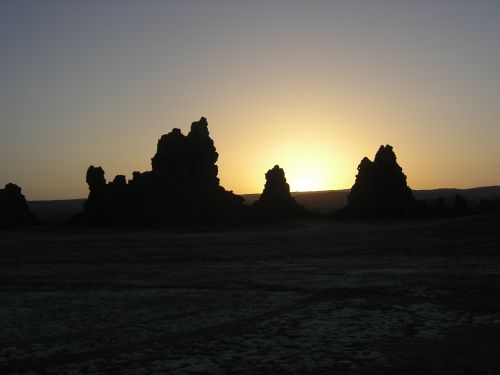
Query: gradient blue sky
[[1, 1, 500, 199]]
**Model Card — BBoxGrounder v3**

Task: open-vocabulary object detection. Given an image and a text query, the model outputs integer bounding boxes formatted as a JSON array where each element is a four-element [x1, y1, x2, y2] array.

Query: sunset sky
[[1, 1, 500, 200]]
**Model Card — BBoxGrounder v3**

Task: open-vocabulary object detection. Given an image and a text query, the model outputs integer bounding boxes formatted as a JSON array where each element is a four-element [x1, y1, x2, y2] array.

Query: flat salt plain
[[1, 215, 500, 374]]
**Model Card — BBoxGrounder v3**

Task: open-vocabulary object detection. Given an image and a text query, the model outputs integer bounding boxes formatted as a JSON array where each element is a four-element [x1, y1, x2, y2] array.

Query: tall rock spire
[[253, 165, 307, 219], [347, 145, 416, 216], [187, 117, 220, 188]]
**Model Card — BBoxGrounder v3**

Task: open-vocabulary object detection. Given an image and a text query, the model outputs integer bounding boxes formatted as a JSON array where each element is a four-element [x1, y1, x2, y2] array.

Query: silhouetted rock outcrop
[[0, 183, 40, 226], [252, 165, 307, 219], [72, 117, 246, 225], [453, 194, 468, 213], [347, 145, 418, 217], [432, 196, 447, 216], [434, 197, 445, 210], [479, 196, 500, 213]]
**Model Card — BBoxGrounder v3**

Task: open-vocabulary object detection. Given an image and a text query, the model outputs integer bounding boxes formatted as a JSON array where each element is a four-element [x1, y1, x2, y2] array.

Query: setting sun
[[272, 141, 335, 193], [285, 163, 327, 192], [290, 175, 321, 192]]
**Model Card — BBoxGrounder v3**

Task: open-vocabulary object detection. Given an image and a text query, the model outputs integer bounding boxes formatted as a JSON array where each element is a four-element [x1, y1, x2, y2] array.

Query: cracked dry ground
[[1, 215, 500, 374]]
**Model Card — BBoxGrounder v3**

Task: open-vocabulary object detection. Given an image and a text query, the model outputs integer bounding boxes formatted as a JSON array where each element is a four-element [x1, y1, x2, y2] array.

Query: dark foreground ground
[[1, 216, 500, 374]]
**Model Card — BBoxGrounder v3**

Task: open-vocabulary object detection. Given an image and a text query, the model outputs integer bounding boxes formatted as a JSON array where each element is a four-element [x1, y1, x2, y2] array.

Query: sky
[[1, 1, 500, 200]]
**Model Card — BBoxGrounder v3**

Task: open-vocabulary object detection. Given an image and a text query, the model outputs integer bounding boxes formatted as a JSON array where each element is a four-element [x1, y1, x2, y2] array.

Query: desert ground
[[1, 215, 500, 374]]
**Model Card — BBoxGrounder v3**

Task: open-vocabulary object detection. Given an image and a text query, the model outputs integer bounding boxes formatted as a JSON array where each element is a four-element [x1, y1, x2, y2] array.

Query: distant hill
[[245, 186, 500, 213], [413, 186, 500, 201], [28, 186, 500, 221]]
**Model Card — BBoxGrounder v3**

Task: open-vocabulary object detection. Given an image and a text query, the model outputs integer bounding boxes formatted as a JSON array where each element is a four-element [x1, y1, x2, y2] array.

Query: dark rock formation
[[347, 145, 418, 217], [186, 118, 220, 188], [434, 197, 446, 210], [72, 117, 246, 225], [151, 128, 189, 184], [479, 197, 500, 213], [83, 166, 107, 215], [432, 196, 447, 215], [252, 165, 307, 219], [453, 194, 468, 212], [0, 183, 40, 226], [86, 166, 106, 194]]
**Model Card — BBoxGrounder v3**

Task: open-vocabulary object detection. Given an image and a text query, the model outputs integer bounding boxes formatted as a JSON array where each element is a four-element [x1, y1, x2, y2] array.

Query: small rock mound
[[252, 165, 307, 219], [347, 145, 417, 217], [0, 183, 40, 226]]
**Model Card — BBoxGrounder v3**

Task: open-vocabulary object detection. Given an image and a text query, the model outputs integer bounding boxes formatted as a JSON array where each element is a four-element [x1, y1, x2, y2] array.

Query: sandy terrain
[[1, 216, 500, 374]]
